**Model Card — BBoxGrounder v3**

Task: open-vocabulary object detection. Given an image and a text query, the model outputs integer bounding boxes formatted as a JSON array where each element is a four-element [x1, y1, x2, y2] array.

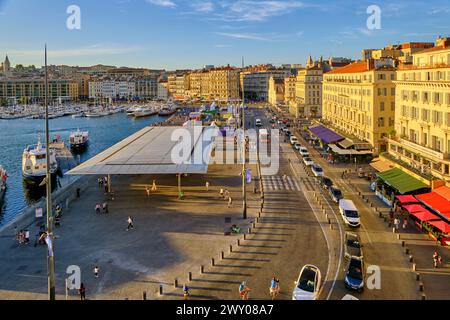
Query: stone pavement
[[0, 162, 260, 300]]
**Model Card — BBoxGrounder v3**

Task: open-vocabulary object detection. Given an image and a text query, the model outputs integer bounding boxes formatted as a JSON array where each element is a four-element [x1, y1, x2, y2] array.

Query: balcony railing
[[381, 152, 436, 181]]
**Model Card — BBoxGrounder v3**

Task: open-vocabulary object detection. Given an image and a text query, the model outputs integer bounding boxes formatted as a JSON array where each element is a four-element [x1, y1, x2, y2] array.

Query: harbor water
[[0, 112, 168, 227]]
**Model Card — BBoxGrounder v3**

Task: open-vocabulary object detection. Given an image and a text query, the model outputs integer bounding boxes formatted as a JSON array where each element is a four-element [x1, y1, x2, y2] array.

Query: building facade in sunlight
[[268, 76, 285, 106], [387, 37, 450, 182], [322, 59, 397, 154]]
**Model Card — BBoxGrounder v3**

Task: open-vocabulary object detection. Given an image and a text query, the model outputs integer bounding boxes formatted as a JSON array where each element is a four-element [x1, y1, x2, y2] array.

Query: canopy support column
[[108, 174, 111, 193]]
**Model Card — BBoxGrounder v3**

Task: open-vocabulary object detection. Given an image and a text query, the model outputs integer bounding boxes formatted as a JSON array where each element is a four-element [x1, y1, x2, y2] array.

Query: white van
[[338, 199, 360, 228], [255, 119, 262, 127], [290, 136, 299, 145]]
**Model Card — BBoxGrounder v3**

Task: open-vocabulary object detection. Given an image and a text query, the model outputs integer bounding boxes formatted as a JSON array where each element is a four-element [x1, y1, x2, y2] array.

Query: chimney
[[367, 58, 375, 70]]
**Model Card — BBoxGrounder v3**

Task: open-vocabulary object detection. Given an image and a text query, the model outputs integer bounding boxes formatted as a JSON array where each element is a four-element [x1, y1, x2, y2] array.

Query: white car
[[293, 143, 301, 151], [255, 119, 262, 127], [303, 157, 314, 166], [311, 164, 324, 177], [299, 147, 309, 157], [293, 264, 322, 300], [290, 136, 299, 145], [339, 199, 361, 228]]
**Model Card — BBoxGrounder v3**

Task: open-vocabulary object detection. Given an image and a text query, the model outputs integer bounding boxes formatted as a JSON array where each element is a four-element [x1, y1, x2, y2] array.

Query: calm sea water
[[0, 112, 167, 226]]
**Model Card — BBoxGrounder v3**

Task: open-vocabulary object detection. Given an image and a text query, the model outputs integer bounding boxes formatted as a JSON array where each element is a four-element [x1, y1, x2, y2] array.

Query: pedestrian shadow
[[224, 257, 271, 262], [203, 271, 252, 277], [240, 244, 282, 249], [213, 264, 261, 269], [191, 278, 242, 285]]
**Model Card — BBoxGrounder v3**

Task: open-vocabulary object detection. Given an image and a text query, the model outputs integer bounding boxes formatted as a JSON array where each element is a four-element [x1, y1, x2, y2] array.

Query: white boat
[[22, 137, 58, 185], [126, 105, 141, 116], [134, 106, 158, 118], [158, 105, 177, 116], [69, 129, 89, 150]]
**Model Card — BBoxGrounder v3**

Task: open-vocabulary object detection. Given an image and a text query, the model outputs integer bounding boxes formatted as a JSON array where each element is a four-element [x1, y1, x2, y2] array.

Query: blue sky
[[0, 0, 449, 69]]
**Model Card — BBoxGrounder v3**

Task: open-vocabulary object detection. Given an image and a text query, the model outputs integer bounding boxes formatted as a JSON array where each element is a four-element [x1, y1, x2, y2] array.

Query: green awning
[[376, 168, 428, 194]]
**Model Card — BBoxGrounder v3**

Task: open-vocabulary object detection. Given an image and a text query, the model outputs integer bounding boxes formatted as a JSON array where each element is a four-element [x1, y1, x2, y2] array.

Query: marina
[[0, 110, 172, 226]]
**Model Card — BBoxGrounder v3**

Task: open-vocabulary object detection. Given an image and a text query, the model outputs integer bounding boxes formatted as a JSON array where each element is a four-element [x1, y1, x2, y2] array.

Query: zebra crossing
[[262, 175, 301, 192]]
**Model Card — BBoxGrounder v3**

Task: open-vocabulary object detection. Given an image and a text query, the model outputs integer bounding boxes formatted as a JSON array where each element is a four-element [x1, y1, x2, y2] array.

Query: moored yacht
[[22, 137, 58, 185], [0, 165, 7, 204], [133, 106, 158, 118], [69, 129, 89, 150], [158, 104, 177, 116]]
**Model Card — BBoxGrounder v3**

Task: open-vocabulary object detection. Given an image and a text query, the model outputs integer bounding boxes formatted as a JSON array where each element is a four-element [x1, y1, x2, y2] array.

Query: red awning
[[410, 210, 440, 222], [403, 204, 427, 213], [428, 220, 450, 234], [416, 192, 450, 216], [396, 195, 419, 204]]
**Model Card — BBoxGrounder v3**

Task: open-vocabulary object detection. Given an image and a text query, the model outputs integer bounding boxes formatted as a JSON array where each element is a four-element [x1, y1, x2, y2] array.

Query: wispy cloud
[[214, 44, 233, 48], [212, 1, 306, 22], [4, 44, 141, 58], [146, 0, 176, 8], [192, 1, 214, 13], [296, 31, 304, 37], [427, 7, 450, 15], [216, 32, 271, 41]]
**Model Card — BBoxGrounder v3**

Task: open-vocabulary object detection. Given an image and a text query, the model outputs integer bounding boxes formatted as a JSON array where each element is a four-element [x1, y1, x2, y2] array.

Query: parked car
[[311, 164, 324, 177], [344, 256, 365, 292], [329, 186, 343, 203], [255, 119, 262, 127], [344, 232, 363, 260], [292, 265, 322, 300], [319, 176, 333, 190], [290, 136, 299, 145], [299, 147, 309, 157], [285, 130, 291, 137], [339, 199, 361, 228], [303, 157, 314, 166], [293, 143, 301, 151]]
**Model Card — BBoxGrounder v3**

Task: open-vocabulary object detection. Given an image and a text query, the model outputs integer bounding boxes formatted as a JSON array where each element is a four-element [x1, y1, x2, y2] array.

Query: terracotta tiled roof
[[415, 45, 450, 54], [325, 61, 368, 75]]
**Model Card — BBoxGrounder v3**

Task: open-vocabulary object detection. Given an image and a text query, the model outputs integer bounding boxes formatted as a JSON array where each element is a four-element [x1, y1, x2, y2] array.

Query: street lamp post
[[44, 45, 56, 300], [241, 56, 247, 220]]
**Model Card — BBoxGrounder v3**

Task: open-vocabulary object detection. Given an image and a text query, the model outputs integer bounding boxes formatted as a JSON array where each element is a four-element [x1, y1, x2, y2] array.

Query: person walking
[[433, 251, 440, 268], [402, 218, 408, 230], [24, 230, 30, 244], [220, 188, 224, 198], [79, 283, 86, 300], [205, 181, 209, 192], [93, 266, 99, 278], [126, 216, 134, 231], [146, 186, 150, 197], [394, 217, 400, 231], [183, 284, 189, 300], [152, 179, 157, 191], [224, 189, 229, 201], [228, 196, 233, 208], [103, 202, 108, 214], [269, 277, 280, 299], [239, 281, 251, 300]]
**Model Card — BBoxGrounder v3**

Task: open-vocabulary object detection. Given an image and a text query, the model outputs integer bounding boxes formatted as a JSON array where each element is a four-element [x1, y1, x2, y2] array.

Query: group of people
[[219, 188, 233, 208], [237, 277, 280, 300], [145, 180, 158, 197], [15, 229, 30, 245], [94, 202, 109, 214], [433, 251, 443, 268], [97, 176, 109, 194]]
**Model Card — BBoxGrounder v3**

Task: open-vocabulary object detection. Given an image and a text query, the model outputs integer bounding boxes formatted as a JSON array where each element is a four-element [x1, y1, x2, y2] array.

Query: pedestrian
[[402, 218, 408, 230], [183, 284, 189, 300], [126, 216, 134, 231], [79, 283, 86, 300], [394, 217, 400, 230], [224, 189, 229, 200], [220, 188, 224, 198], [146, 186, 150, 197], [24, 229, 30, 244], [95, 204, 101, 214], [98, 177, 103, 187], [102, 202, 108, 214], [389, 210, 394, 221], [104, 183, 109, 194], [93, 266, 99, 278], [433, 252, 439, 268], [152, 179, 157, 191], [228, 196, 233, 208], [205, 181, 209, 192]]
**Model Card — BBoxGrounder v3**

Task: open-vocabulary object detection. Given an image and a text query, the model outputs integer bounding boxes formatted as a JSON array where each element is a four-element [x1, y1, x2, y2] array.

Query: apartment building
[[89, 79, 135, 99], [322, 59, 397, 154], [387, 37, 450, 182], [268, 76, 285, 106]]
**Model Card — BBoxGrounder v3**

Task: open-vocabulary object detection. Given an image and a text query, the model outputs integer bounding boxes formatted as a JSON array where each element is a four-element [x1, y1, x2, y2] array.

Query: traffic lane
[[293, 141, 419, 299]]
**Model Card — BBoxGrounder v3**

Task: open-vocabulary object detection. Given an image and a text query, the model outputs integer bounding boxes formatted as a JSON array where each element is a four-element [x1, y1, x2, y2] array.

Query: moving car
[[344, 256, 365, 292], [255, 119, 262, 127], [319, 176, 333, 190], [329, 186, 343, 203], [338, 199, 361, 227], [293, 143, 301, 151], [303, 157, 314, 166], [290, 136, 299, 145], [344, 232, 363, 260], [311, 164, 324, 177], [299, 147, 309, 157], [292, 265, 322, 300]]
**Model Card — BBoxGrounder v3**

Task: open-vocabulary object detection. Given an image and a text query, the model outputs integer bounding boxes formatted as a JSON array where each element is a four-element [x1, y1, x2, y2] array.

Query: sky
[[0, 0, 449, 70]]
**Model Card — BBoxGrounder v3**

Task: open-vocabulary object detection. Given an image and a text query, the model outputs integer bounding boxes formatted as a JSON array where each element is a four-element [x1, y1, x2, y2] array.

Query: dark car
[[329, 186, 343, 203], [344, 256, 364, 292], [285, 130, 291, 137], [344, 232, 363, 260], [319, 176, 333, 190]]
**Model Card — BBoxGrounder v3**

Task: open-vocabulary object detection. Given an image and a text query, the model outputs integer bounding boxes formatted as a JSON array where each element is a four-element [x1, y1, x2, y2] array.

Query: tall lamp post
[[44, 45, 56, 300], [241, 56, 247, 219]]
